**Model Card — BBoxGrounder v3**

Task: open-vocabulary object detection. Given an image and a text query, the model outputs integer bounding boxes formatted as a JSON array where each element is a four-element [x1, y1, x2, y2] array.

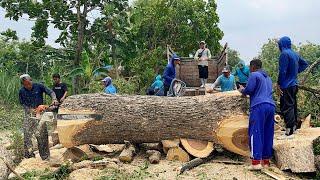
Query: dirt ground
[[0, 130, 314, 180]]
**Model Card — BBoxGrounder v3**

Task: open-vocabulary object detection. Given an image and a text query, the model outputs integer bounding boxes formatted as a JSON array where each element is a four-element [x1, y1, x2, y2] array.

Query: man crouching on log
[[19, 74, 58, 160], [238, 59, 275, 170]]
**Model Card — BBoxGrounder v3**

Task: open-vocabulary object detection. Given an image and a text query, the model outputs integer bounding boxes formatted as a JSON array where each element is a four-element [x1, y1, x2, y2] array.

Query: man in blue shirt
[[210, 66, 236, 92], [277, 36, 308, 137], [239, 59, 275, 170], [102, 77, 117, 95], [19, 74, 58, 160], [163, 54, 181, 96], [233, 60, 250, 88]]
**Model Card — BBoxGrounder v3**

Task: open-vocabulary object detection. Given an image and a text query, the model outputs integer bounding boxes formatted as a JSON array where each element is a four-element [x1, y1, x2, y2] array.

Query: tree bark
[[57, 91, 248, 149]]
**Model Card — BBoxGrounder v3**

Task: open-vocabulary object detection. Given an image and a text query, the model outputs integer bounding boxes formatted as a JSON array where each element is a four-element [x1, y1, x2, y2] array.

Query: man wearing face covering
[[277, 36, 308, 138], [18, 74, 58, 160], [102, 76, 117, 94]]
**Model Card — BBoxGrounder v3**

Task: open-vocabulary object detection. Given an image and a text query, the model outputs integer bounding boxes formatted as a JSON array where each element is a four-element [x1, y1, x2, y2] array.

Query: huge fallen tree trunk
[[57, 91, 249, 154]]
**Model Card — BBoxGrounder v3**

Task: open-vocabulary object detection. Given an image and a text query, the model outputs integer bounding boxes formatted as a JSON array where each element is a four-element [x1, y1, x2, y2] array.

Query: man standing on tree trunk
[[19, 74, 58, 160], [277, 36, 308, 138], [239, 59, 275, 170], [163, 54, 181, 96], [194, 41, 212, 88]]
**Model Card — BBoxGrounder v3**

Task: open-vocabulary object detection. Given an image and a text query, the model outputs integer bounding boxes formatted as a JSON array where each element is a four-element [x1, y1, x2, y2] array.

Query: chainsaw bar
[[57, 114, 103, 120]]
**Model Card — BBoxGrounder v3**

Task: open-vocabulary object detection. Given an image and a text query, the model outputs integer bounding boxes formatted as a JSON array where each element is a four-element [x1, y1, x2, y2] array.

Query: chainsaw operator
[[19, 74, 58, 160]]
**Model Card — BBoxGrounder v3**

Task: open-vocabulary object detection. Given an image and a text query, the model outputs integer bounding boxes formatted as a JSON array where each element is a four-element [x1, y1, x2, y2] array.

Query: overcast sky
[[1, 0, 320, 61]]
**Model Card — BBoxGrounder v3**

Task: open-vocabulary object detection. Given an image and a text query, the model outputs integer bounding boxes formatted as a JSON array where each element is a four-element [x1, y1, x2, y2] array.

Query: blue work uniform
[[241, 70, 275, 160]]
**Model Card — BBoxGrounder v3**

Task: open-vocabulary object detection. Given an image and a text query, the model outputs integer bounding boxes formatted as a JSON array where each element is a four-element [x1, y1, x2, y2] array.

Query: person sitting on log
[[233, 59, 250, 88], [238, 59, 275, 170], [163, 54, 181, 96], [19, 74, 58, 160], [147, 75, 164, 96], [208, 66, 236, 92], [102, 76, 117, 95]]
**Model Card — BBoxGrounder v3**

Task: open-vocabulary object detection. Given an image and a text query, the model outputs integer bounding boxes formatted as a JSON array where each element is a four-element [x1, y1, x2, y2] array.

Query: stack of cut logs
[[56, 92, 320, 173]]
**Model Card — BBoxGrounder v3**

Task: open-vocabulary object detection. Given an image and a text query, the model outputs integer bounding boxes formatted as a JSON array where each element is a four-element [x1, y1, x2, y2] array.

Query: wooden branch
[[301, 59, 320, 85], [0, 157, 24, 180], [146, 150, 161, 164], [298, 85, 320, 95], [179, 154, 214, 174]]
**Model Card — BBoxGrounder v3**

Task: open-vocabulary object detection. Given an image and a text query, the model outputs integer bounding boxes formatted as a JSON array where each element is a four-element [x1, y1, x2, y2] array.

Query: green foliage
[[7, 130, 24, 161], [227, 47, 241, 70], [0, 71, 21, 105], [113, 77, 139, 95], [1, 28, 18, 42]]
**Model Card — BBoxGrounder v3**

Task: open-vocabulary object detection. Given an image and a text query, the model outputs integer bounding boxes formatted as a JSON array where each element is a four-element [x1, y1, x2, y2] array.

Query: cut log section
[[273, 127, 320, 173], [162, 139, 180, 154], [146, 150, 161, 164], [119, 141, 136, 163], [166, 147, 190, 162], [180, 139, 214, 158], [57, 92, 248, 151], [215, 115, 250, 157], [62, 147, 87, 163], [301, 114, 311, 129]]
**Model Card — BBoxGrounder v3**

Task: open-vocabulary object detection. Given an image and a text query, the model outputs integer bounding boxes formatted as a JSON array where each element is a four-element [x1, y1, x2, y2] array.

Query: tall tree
[[0, 0, 128, 93]]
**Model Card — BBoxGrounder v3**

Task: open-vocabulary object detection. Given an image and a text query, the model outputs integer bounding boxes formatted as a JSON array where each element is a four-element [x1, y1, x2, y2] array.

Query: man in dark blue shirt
[[277, 36, 308, 137], [19, 74, 58, 160], [239, 59, 275, 170]]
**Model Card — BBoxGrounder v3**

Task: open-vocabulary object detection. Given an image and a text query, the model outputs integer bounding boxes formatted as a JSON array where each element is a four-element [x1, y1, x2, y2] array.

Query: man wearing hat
[[209, 66, 236, 92], [194, 41, 212, 87], [163, 53, 181, 96], [101, 76, 117, 94], [19, 74, 58, 160]]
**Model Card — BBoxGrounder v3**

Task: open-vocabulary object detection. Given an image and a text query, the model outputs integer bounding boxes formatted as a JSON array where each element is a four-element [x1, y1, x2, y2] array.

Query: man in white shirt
[[194, 41, 212, 87]]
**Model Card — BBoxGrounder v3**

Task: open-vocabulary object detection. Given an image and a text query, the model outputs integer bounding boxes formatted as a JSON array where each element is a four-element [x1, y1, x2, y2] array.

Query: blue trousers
[[249, 103, 275, 160]]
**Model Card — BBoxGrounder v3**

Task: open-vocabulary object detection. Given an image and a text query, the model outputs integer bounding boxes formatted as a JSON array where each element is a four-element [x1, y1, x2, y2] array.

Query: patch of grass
[[99, 161, 152, 180], [0, 104, 23, 131], [313, 137, 320, 155], [197, 172, 208, 180], [39, 163, 71, 180], [7, 130, 24, 162], [92, 156, 104, 161]]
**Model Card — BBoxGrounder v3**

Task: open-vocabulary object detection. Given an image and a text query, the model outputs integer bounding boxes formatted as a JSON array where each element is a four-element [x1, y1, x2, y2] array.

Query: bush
[[113, 77, 139, 95], [0, 71, 21, 105]]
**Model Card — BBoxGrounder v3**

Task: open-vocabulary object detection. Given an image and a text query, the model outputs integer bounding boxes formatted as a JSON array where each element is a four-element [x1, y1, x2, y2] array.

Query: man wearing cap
[[163, 53, 181, 96], [194, 41, 212, 88], [19, 74, 58, 160], [209, 66, 236, 92], [102, 76, 117, 94]]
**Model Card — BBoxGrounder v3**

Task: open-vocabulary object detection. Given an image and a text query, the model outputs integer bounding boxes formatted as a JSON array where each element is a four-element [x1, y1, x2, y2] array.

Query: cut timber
[[140, 143, 162, 152], [180, 139, 214, 158], [162, 139, 180, 154], [273, 127, 320, 173], [57, 91, 248, 151], [166, 147, 190, 162], [119, 141, 136, 163], [215, 114, 250, 157], [146, 150, 161, 164], [62, 147, 87, 162], [301, 114, 311, 129]]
